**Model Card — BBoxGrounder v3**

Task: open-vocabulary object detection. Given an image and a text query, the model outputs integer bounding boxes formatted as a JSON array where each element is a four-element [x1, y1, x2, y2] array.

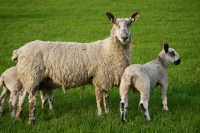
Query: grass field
[[0, 0, 200, 132]]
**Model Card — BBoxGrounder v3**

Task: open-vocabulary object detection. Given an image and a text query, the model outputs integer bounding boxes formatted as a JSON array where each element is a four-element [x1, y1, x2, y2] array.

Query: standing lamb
[[120, 41, 181, 122], [12, 12, 140, 124], [0, 67, 54, 118]]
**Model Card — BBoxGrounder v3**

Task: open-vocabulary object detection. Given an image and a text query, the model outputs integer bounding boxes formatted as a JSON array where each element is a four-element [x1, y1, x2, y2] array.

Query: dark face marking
[[169, 50, 175, 57]]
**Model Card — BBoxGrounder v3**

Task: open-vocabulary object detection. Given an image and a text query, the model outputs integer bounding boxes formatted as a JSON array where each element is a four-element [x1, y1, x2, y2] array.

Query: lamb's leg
[[139, 90, 150, 121], [119, 76, 131, 122], [161, 84, 169, 111], [40, 90, 47, 109], [103, 90, 109, 114], [95, 87, 103, 116], [46, 89, 54, 110], [28, 91, 37, 124], [16, 89, 27, 119], [0, 87, 10, 115], [120, 89, 129, 123], [9, 90, 18, 118]]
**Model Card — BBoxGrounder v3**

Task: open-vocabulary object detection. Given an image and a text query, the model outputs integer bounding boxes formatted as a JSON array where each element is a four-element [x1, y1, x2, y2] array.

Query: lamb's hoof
[[29, 119, 36, 125], [121, 118, 126, 124], [146, 118, 151, 121]]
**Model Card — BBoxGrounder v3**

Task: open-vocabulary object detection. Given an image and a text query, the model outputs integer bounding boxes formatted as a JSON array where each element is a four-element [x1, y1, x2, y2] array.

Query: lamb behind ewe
[[0, 67, 54, 118], [120, 41, 181, 122], [12, 12, 140, 124]]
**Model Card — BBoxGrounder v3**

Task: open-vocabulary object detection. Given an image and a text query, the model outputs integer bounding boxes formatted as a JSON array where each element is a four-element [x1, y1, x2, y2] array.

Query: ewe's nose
[[122, 36, 128, 41]]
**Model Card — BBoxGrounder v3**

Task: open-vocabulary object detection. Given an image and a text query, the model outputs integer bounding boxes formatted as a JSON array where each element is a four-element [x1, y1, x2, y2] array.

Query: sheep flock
[[0, 12, 181, 125]]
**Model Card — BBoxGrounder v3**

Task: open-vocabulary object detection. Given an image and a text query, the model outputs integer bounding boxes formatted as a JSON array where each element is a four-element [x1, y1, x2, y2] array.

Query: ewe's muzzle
[[174, 58, 181, 65]]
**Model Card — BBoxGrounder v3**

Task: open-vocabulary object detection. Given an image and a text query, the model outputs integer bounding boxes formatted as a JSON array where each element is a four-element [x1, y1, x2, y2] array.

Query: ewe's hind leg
[[16, 89, 27, 119], [103, 90, 109, 114], [9, 90, 18, 118], [28, 91, 37, 124], [139, 89, 150, 121], [0, 87, 10, 115], [161, 84, 169, 111], [95, 87, 103, 116]]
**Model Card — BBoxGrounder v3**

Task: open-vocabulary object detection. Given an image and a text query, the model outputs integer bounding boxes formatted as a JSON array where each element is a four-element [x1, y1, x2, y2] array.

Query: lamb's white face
[[167, 48, 181, 65], [114, 18, 132, 44]]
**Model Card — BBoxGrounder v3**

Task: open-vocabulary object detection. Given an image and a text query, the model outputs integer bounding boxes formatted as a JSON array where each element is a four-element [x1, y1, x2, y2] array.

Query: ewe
[[12, 12, 140, 124], [0, 67, 54, 118], [120, 41, 181, 122]]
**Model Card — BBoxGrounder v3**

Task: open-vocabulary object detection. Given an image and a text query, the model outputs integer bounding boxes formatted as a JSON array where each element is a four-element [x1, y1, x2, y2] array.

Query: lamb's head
[[106, 12, 140, 44], [159, 41, 181, 66]]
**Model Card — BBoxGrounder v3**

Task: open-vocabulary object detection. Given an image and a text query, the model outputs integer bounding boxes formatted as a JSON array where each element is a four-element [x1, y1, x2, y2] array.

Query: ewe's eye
[[169, 51, 175, 57]]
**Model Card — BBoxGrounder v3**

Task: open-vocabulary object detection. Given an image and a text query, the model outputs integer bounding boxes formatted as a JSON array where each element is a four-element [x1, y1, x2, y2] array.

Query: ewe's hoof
[[29, 119, 36, 125]]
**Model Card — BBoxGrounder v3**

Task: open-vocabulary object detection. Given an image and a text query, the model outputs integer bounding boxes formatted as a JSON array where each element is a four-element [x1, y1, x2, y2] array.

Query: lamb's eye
[[169, 51, 175, 56]]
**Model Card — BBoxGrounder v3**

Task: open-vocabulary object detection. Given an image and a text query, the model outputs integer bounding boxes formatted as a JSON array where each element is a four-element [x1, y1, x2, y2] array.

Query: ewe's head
[[106, 12, 140, 44], [159, 41, 181, 65]]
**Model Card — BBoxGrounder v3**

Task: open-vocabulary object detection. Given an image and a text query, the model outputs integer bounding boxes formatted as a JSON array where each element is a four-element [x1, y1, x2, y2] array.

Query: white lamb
[[12, 12, 140, 124], [0, 67, 54, 118], [120, 41, 181, 122]]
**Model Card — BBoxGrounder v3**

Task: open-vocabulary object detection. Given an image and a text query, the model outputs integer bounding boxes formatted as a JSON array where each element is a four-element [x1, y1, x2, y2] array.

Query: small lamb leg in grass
[[0, 88, 10, 115], [9, 90, 18, 117]]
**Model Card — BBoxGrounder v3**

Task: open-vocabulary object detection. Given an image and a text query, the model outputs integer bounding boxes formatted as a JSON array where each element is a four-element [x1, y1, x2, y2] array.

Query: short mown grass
[[0, 0, 200, 132]]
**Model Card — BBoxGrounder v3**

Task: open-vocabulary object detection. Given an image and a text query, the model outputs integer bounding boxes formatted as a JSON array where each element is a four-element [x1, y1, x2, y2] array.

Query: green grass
[[0, 0, 200, 132]]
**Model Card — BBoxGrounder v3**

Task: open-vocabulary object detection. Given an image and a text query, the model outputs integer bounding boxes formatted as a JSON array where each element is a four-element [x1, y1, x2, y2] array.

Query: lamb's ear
[[106, 12, 116, 23], [130, 12, 140, 22], [163, 41, 169, 53]]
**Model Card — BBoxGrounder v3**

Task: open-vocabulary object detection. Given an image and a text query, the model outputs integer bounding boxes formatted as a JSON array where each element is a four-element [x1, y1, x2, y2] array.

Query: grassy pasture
[[0, 0, 200, 132]]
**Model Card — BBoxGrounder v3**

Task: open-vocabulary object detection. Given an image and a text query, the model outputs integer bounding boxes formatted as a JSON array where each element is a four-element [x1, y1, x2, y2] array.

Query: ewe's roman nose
[[122, 36, 128, 41]]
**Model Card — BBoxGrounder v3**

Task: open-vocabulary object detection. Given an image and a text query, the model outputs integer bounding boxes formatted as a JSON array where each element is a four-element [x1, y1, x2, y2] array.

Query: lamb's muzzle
[[174, 58, 181, 65]]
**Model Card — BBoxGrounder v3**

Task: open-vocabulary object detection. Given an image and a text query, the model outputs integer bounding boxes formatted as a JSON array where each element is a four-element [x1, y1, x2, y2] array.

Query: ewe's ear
[[163, 41, 169, 53], [130, 12, 140, 22], [106, 12, 116, 23]]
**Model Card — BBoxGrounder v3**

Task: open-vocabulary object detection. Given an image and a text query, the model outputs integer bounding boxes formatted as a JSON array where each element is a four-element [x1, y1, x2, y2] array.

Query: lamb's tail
[[0, 76, 4, 89], [12, 50, 18, 62]]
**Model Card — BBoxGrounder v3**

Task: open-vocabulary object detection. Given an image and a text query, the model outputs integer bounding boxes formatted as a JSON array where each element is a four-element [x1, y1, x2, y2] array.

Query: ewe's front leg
[[28, 91, 37, 124], [161, 84, 169, 111], [103, 90, 109, 114], [0, 87, 10, 115], [16, 89, 27, 119], [95, 88, 103, 116]]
